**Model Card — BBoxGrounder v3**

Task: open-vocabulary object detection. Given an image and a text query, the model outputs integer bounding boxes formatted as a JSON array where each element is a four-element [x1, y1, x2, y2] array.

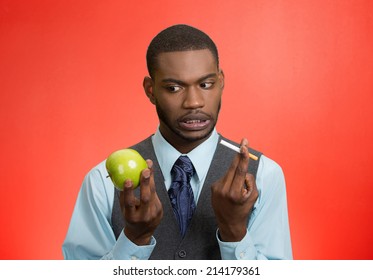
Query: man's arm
[[211, 139, 292, 260], [62, 161, 159, 260]]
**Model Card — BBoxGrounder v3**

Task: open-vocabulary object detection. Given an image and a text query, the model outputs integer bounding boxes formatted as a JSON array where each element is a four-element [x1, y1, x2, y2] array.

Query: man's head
[[143, 25, 224, 153], [146, 24, 219, 79]]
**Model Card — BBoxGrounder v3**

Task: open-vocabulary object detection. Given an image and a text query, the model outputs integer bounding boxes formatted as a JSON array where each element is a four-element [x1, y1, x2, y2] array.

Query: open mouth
[[179, 119, 211, 130]]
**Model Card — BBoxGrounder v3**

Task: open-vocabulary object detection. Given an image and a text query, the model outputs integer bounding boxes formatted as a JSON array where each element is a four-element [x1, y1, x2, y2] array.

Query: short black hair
[[146, 24, 219, 78]]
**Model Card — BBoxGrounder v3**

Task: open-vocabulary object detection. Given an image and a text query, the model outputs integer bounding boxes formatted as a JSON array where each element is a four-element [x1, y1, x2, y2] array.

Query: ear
[[143, 76, 155, 104], [219, 69, 225, 90]]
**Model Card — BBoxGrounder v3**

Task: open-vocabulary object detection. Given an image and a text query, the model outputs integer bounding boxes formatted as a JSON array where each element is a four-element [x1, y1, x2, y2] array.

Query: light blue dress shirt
[[62, 128, 292, 260]]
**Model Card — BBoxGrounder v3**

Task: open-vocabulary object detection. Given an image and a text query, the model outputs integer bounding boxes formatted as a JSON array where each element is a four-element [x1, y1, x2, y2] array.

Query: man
[[62, 24, 292, 260]]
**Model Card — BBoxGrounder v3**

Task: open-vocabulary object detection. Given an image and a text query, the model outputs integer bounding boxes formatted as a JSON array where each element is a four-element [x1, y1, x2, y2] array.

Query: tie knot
[[171, 156, 195, 183]]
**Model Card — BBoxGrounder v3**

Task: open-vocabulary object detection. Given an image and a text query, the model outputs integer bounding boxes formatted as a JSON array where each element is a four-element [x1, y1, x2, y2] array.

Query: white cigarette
[[220, 139, 258, 161]]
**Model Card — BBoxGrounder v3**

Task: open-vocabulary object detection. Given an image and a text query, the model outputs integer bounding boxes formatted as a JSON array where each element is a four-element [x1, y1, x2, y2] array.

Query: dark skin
[[120, 160, 163, 245], [120, 49, 258, 245], [211, 138, 259, 241]]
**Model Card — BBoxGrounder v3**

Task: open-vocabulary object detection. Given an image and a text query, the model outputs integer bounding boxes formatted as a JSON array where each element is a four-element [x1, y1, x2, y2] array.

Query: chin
[[177, 127, 215, 143]]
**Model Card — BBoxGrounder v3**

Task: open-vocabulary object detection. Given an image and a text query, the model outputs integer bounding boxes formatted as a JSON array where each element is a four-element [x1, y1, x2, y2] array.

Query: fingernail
[[242, 138, 248, 147], [124, 179, 132, 188], [143, 169, 150, 179]]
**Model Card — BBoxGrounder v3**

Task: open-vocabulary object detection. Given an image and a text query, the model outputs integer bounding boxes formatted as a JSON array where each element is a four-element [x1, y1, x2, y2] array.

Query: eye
[[200, 82, 214, 89], [166, 85, 182, 93]]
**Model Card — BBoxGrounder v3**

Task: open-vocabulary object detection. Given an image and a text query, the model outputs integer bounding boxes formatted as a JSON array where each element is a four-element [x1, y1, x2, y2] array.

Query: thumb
[[242, 173, 255, 199]]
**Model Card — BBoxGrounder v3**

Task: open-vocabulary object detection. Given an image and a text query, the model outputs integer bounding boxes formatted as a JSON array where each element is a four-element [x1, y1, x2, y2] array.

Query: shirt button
[[178, 250, 187, 258], [239, 252, 245, 259], [131, 256, 138, 260]]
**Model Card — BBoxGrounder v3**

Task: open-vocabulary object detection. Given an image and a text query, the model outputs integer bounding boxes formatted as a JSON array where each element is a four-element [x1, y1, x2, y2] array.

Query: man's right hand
[[119, 160, 163, 245]]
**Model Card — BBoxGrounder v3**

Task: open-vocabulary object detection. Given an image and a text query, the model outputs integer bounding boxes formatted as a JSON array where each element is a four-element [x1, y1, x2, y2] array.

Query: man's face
[[144, 49, 224, 153]]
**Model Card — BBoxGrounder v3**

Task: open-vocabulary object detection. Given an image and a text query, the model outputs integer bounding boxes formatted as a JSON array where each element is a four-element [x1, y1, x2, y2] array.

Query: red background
[[1, 0, 372, 259]]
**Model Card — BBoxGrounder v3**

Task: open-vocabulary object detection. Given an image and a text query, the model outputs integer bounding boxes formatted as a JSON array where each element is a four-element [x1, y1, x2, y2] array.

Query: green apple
[[105, 148, 147, 190]]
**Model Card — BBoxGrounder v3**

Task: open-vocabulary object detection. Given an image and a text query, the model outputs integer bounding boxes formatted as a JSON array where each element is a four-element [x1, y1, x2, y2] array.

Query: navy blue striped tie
[[168, 156, 196, 237]]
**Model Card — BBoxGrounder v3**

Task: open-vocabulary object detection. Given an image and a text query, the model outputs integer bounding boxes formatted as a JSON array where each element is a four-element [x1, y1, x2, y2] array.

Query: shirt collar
[[152, 127, 219, 181]]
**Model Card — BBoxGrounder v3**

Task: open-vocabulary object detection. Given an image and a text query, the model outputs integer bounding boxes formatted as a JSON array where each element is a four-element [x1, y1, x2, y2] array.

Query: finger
[[149, 166, 157, 197], [223, 150, 241, 190], [231, 138, 250, 193], [146, 159, 153, 170], [223, 138, 248, 191], [139, 158, 154, 204], [243, 174, 259, 205], [146, 159, 156, 194], [242, 173, 254, 199], [139, 168, 152, 204], [120, 179, 138, 214], [247, 174, 258, 200]]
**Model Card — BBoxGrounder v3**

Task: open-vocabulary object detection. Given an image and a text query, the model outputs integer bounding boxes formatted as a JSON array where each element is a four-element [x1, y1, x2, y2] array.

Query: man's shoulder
[[84, 159, 108, 184], [257, 154, 285, 191], [260, 154, 283, 173], [129, 135, 154, 150]]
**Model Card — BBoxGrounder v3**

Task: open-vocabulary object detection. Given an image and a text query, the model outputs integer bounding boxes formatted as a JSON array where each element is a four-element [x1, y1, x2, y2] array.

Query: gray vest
[[111, 135, 262, 259]]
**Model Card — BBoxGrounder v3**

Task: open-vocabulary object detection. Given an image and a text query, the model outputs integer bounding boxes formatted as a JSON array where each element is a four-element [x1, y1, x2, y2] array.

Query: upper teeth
[[186, 120, 202, 123]]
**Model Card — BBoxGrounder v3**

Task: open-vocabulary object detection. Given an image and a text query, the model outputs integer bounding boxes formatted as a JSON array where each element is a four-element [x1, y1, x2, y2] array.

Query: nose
[[182, 86, 205, 109]]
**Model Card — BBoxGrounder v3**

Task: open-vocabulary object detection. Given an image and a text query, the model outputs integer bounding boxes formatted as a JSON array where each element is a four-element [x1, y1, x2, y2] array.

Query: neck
[[171, 139, 205, 154], [159, 128, 213, 154]]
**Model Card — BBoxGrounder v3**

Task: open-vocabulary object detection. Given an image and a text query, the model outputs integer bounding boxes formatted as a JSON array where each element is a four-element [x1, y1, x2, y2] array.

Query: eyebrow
[[161, 73, 218, 86]]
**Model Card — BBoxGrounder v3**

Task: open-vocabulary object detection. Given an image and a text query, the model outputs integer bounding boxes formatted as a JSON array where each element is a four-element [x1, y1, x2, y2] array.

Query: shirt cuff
[[111, 231, 156, 260], [216, 229, 257, 260]]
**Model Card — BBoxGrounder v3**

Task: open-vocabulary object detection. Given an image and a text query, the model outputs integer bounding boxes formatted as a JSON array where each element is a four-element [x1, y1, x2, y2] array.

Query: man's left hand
[[211, 138, 259, 242]]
